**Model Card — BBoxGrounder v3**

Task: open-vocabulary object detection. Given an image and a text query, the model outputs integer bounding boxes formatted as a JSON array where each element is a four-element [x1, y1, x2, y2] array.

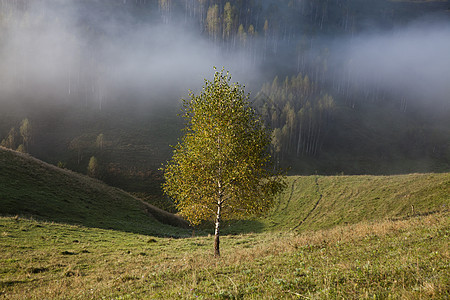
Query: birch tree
[[162, 69, 284, 257]]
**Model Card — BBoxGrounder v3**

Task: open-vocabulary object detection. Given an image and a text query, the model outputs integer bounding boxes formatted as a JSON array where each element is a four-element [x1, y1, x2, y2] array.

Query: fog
[[0, 1, 255, 109], [337, 20, 450, 107], [0, 1, 449, 112]]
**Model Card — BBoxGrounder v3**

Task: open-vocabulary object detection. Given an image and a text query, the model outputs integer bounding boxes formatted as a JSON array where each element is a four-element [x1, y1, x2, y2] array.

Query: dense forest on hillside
[[1, 0, 449, 202]]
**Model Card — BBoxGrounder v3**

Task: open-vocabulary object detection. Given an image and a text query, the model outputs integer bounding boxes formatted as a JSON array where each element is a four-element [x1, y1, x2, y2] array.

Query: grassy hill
[[226, 173, 449, 234], [1, 144, 448, 236], [0, 147, 189, 236], [1, 211, 448, 298], [1, 146, 449, 298]]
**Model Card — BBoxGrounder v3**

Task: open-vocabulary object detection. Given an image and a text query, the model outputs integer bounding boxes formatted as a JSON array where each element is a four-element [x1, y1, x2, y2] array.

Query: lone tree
[[19, 118, 32, 152], [87, 156, 99, 178], [162, 69, 284, 257]]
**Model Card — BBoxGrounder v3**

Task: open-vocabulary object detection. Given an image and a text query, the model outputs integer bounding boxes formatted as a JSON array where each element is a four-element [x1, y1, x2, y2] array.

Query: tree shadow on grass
[[222, 219, 266, 235], [188, 219, 265, 237]]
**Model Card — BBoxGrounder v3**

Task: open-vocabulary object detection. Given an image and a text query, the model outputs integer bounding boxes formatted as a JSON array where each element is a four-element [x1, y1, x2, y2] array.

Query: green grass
[[0, 147, 188, 236], [0, 212, 448, 299], [1, 147, 449, 298], [226, 173, 450, 234]]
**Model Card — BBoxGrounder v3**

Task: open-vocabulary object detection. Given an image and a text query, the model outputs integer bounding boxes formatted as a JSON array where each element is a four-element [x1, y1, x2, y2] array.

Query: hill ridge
[[0, 146, 189, 236]]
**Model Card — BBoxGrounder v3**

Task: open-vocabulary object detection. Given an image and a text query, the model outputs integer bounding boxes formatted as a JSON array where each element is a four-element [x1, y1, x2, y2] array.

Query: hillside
[[226, 173, 450, 234], [0, 147, 189, 236], [1, 210, 448, 298], [0, 1, 449, 297], [2, 144, 448, 236], [1, 146, 449, 298]]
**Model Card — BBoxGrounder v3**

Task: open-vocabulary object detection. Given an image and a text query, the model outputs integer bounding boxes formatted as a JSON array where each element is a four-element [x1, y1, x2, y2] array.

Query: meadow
[[0, 212, 448, 299], [1, 147, 449, 298]]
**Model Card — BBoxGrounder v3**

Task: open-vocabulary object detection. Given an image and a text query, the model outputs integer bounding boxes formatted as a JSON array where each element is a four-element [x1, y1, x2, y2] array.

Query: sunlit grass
[[1, 146, 449, 298], [1, 212, 448, 299], [226, 173, 450, 234]]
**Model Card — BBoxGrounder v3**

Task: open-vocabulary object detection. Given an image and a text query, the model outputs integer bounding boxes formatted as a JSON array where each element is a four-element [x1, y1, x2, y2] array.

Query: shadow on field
[[222, 219, 265, 235], [140, 200, 190, 229]]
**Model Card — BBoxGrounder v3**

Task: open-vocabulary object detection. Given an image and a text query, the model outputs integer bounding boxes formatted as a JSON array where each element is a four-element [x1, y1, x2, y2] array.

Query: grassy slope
[[0, 147, 189, 237], [226, 173, 450, 234], [0, 147, 449, 298], [0, 212, 448, 299], [1, 144, 448, 236]]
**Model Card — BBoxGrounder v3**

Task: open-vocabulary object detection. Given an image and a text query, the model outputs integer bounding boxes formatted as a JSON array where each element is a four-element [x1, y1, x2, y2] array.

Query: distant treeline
[[256, 74, 335, 159]]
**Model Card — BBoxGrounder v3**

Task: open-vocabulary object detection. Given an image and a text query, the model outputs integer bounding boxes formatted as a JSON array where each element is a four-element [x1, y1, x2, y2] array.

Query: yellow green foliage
[[162, 69, 285, 226]]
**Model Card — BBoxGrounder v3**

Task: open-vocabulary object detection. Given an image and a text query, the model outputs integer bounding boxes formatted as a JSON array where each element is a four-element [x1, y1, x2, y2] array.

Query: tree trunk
[[214, 202, 221, 257]]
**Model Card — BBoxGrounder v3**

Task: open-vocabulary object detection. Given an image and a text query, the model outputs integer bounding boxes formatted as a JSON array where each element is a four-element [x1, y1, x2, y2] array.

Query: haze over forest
[[1, 0, 449, 202], [1, 0, 449, 106]]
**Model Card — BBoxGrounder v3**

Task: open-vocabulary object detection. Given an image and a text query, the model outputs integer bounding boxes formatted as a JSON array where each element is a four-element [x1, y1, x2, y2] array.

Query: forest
[[1, 0, 449, 205]]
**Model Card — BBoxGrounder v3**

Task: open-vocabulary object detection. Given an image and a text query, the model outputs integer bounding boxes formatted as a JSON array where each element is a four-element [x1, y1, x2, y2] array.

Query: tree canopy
[[162, 69, 285, 256]]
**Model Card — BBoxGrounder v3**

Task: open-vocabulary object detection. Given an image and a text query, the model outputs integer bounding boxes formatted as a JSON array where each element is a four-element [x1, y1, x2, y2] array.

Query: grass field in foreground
[[1, 212, 448, 299], [1, 146, 449, 298]]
